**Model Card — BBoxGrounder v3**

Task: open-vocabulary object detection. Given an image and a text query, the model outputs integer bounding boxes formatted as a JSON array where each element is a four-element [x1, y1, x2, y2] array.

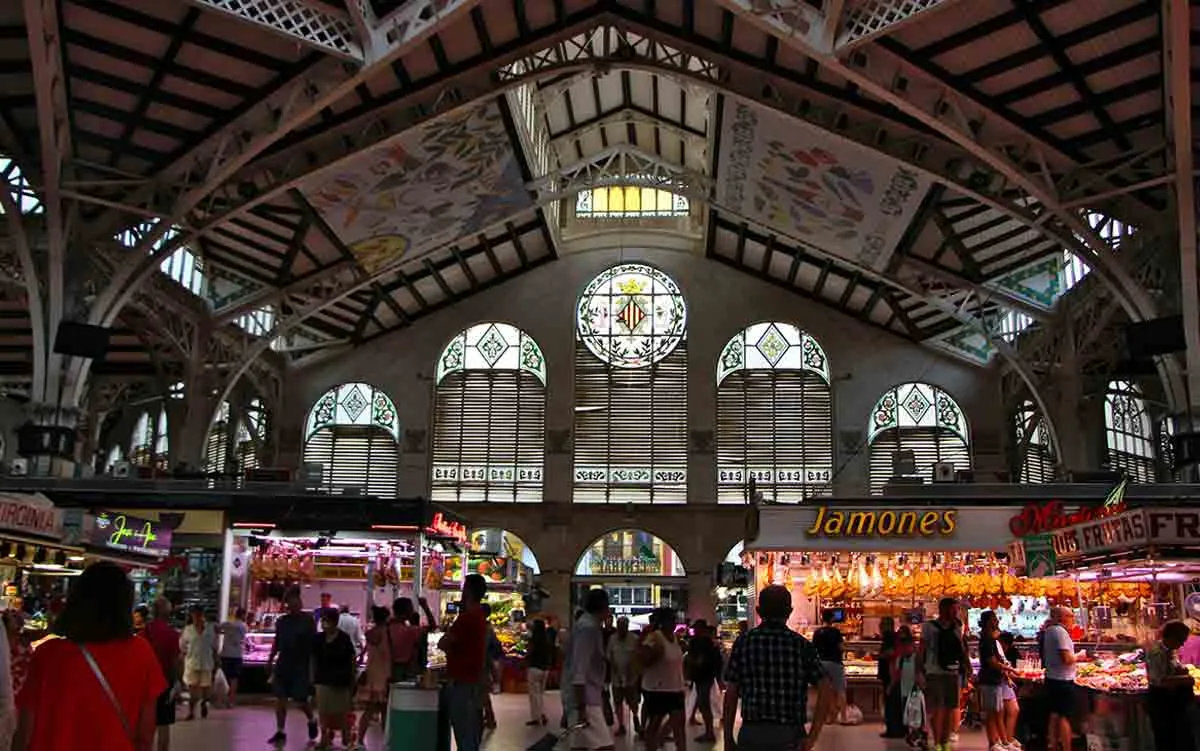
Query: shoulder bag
[[77, 643, 134, 743]]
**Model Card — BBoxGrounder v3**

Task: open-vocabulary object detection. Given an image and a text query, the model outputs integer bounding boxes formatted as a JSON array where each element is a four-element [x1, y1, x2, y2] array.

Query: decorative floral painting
[[716, 102, 931, 271], [300, 102, 533, 273]]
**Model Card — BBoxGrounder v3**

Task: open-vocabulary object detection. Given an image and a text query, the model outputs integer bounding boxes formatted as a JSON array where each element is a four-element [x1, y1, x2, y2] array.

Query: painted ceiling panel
[[715, 101, 932, 273], [298, 101, 533, 276]]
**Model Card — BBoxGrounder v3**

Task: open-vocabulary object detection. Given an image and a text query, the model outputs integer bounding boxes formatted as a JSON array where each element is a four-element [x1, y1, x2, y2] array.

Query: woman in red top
[[14, 562, 166, 751]]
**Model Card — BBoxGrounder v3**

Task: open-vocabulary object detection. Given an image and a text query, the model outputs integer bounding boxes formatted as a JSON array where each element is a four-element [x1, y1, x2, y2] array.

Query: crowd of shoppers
[[1, 563, 1198, 751]]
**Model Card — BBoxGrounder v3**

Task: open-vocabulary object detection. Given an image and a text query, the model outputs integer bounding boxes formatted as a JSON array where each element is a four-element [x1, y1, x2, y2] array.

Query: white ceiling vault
[[0, 0, 1195, 422]]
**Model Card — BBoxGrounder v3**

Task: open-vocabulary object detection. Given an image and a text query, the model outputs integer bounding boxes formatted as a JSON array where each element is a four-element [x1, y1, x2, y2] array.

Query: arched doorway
[[573, 529, 687, 623], [716, 541, 753, 642]]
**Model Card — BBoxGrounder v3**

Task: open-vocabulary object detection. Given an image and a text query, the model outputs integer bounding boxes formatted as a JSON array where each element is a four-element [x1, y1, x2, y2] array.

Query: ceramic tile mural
[[990, 256, 1062, 309], [716, 102, 931, 271], [299, 102, 532, 273]]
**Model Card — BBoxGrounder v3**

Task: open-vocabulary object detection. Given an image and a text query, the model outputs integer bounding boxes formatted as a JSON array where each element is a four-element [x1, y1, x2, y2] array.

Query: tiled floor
[[169, 692, 993, 750]]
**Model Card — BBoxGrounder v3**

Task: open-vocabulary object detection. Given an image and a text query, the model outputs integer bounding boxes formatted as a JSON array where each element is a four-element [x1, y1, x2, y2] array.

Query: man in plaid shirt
[[723, 585, 834, 751]]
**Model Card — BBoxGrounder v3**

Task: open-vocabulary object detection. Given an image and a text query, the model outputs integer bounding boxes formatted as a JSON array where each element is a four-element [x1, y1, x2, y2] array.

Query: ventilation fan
[[933, 462, 956, 483], [113, 461, 132, 478], [8, 458, 27, 477]]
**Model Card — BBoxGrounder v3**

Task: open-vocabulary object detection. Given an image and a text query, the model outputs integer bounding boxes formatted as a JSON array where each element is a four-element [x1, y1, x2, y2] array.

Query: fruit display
[[1188, 664, 1200, 696], [1075, 652, 1147, 693]]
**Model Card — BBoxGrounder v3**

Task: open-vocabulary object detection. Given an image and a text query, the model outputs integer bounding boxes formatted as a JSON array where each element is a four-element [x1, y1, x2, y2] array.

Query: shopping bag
[[212, 669, 229, 705], [904, 688, 926, 730], [842, 704, 863, 726]]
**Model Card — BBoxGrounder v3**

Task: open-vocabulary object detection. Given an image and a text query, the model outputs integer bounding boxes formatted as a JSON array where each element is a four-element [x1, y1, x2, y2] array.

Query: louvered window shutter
[[432, 370, 545, 502], [237, 441, 259, 475], [205, 422, 228, 475], [573, 343, 688, 504], [1019, 446, 1055, 484], [1107, 450, 1155, 484], [717, 370, 833, 502], [869, 427, 970, 495], [303, 426, 398, 497]]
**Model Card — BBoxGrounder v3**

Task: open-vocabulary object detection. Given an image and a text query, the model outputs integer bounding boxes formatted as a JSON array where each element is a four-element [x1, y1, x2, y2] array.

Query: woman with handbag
[[14, 562, 167, 751]]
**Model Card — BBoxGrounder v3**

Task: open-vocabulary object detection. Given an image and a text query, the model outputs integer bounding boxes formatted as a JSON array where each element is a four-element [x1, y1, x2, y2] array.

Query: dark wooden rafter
[[1009, 0, 1131, 151], [931, 210, 984, 278], [107, 8, 200, 167]]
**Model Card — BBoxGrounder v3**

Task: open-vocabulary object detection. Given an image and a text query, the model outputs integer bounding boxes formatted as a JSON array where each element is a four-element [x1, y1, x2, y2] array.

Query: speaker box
[[1171, 431, 1200, 469], [16, 423, 75, 458], [1125, 315, 1185, 359], [53, 321, 111, 359]]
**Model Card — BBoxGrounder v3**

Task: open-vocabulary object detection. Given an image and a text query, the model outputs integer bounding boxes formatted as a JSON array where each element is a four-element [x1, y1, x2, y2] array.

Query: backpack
[[931, 620, 965, 672]]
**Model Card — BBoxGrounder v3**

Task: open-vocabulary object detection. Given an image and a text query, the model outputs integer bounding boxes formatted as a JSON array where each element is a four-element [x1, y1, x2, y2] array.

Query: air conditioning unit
[[933, 462, 956, 483], [113, 461, 132, 479], [891, 450, 917, 476], [301, 463, 324, 484], [9, 458, 28, 477]]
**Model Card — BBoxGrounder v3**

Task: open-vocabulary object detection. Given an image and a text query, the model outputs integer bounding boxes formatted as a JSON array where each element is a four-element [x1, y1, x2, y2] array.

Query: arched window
[[575, 185, 690, 218], [205, 402, 231, 477], [303, 382, 400, 497], [104, 445, 123, 473], [129, 408, 169, 470], [432, 322, 547, 503], [868, 383, 970, 494], [574, 263, 688, 503], [1105, 380, 1155, 483], [1015, 400, 1056, 483], [129, 411, 153, 467], [716, 323, 833, 502], [238, 399, 268, 474]]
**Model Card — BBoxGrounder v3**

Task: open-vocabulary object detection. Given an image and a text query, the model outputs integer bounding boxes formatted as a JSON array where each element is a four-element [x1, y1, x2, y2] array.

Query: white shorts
[[979, 683, 1016, 713], [184, 669, 213, 688]]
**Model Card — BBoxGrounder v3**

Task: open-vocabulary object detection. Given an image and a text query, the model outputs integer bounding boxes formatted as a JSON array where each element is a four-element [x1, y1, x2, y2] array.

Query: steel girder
[[198, 18, 699, 317], [20, 0, 75, 416], [183, 0, 363, 60], [1164, 0, 1198, 409], [70, 0, 488, 404]]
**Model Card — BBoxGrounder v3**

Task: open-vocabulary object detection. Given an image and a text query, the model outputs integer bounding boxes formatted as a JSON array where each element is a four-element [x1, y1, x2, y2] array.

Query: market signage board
[[90, 511, 172, 557], [749, 505, 1015, 552], [804, 506, 957, 538], [1048, 507, 1200, 561], [0, 493, 63, 540]]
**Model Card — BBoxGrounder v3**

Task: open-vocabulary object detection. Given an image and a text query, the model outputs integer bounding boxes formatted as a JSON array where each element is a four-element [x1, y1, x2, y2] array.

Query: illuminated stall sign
[[426, 512, 468, 544], [804, 506, 957, 539], [1049, 507, 1200, 561], [1008, 480, 1128, 537], [90, 511, 172, 557]]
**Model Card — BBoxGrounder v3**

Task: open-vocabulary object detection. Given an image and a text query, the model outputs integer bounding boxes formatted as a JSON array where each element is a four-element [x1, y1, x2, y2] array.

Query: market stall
[[1006, 503, 1200, 751], [715, 542, 752, 649], [0, 493, 88, 634], [464, 528, 540, 692], [223, 501, 469, 686], [745, 502, 1049, 719]]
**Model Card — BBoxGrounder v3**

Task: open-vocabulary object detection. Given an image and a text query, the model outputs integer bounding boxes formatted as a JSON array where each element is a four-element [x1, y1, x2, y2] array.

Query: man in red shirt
[[142, 598, 181, 751], [438, 574, 488, 751]]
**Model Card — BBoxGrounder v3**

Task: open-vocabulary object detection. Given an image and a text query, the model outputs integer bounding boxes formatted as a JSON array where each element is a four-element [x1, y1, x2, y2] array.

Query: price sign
[[90, 511, 172, 557]]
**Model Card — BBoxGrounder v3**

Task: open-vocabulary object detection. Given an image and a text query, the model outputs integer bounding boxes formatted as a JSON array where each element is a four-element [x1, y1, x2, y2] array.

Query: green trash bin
[[386, 683, 442, 751]]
